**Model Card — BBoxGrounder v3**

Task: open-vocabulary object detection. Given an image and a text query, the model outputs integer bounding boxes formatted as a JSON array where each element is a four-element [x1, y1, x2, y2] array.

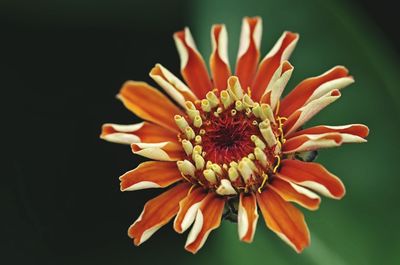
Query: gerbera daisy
[[101, 16, 369, 254]]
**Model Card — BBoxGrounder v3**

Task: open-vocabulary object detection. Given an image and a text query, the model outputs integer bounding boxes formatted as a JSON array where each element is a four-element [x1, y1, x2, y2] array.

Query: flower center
[[174, 76, 285, 196], [201, 109, 259, 164]]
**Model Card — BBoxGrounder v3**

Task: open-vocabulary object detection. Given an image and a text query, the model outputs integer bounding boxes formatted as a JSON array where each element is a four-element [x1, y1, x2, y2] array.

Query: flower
[[100, 16, 369, 254]]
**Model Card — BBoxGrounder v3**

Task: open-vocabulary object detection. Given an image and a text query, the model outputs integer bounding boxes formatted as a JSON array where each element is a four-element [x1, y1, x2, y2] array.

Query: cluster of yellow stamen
[[175, 76, 286, 196]]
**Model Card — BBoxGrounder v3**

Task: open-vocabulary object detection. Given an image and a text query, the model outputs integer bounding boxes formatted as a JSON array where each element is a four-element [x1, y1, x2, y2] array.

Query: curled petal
[[100, 122, 177, 145], [150, 64, 197, 108], [128, 182, 191, 246], [119, 161, 182, 191], [283, 90, 341, 136], [131, 142, 184, 161], [279, 66, 353, 117], [118, 81, 184, 133], [174, 28, 212, 99], [235, 16, 262, 90], [269, 177, 321, 210], [260, 61, 294, 109], [256, 188, 310, 253], [174, 187, 207, 233], [238, 193, 258, 243], [210, 24, 231, 90], [252, 31, 299, 101], [278, 159, 345, 199], [185, 193, 225, 254], [288, 124, 369, 140], [283, 133, 343, 153]]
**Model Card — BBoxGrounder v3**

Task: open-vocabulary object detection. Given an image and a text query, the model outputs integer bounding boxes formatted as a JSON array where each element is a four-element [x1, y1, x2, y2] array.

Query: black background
[[2, 0, 397, 264]]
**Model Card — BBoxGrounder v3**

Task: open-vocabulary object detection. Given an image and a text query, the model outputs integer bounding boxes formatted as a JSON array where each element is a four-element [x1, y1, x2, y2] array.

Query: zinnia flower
[[101, 16, 369, 254]]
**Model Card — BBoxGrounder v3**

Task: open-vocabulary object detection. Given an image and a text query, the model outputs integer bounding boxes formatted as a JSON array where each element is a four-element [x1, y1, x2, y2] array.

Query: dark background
[[2, 0, 399, 264]]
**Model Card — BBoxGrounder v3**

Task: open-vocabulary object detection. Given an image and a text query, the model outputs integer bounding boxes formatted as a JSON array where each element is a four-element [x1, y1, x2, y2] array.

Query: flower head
[[101, 17, 369, 254]]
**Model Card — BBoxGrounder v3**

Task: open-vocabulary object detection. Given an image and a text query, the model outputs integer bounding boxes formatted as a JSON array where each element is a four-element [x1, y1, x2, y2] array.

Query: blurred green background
[[3, 0, 399, 264]]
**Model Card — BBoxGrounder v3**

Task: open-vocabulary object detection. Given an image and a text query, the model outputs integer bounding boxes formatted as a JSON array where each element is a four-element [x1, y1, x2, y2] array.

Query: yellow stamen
[[275, 100, 280, 115], [201, 99, 211, 112], [195, 135, 202, 144], [187, 184, 196, 195], [257, 173, 269, 193], [184, 126, 195, 140], [273, 155, 281, 173], [180, 173, 191, 183], [193, 115, 202, 128], [184, 101, 200, 120], [174, 115, 189, 132], [235, 100, 244, 111]]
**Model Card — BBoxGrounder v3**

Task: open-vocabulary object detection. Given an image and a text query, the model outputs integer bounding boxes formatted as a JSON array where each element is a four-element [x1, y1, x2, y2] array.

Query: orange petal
[[252, 31, 299, 101], [210, 24, 231, 91], [260, 61, 294, 109], [118, 81, 184, 133], [283, 89, 341, 136], [283, 133, 343, 153], [100, 122, 178, 145], [269, 177, 321, 210], [257, 188, 310, 253], [279, 66, 353, 117], [128, 182, 191, 246], [174, 28, 212, 99], [131, 141, 184, 161], [238, 193, 258, 243], [149, 64, 197, 108], [174, 187, 207, 233], [185, 193, 225, 254], [235, 17, 262, 91], [288, 124, 370, 139], [119, 161, 182, 191], [278, 159, 345, 199]]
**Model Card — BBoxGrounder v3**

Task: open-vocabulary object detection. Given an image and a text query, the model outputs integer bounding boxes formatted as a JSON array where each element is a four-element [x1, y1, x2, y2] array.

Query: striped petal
[[118, 81, 184, 133], [210, 24, 231, 91], [131, 142, 184, 161], [119, 161, 182, 191], [100, 122, 177, 145], [252, 31, 299, 101], [278, 159, 345, 199], [238, 193, 258, 243], [185, 193, 225, 254], [283, 89, 341, 136], [260, 61, 294, 109], [174, 187, 207, 233], [288, 124, 369, 139], [174, 27, 212, 99], [256, 188, 310, 253], [128, 182, 191, 246], [150, 64, 197, 108], [269, 177, 321, 210], [279, 66, 353, 117], [235, 17, 262, 91], [283, 133, 343, 153]]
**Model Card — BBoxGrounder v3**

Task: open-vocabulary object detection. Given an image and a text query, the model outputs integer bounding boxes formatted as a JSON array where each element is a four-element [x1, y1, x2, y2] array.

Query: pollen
[[175, 76, 285, 195]]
